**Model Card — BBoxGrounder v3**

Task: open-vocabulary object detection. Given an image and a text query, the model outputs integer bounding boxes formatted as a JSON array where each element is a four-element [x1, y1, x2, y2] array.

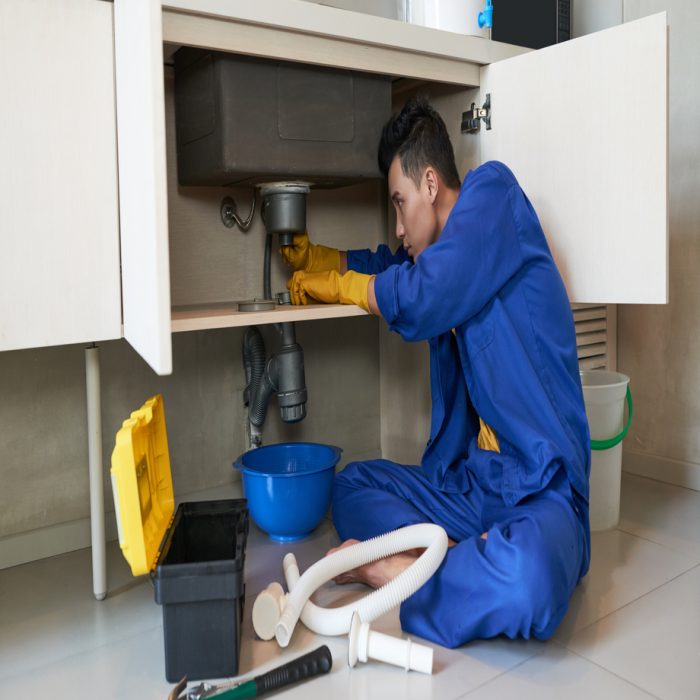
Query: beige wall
[[573, 0, 623, 36], [0, 318, 380, 542]]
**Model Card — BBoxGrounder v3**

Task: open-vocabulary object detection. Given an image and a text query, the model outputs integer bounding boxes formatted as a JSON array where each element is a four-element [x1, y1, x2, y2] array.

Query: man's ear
[[424, 166, 439, 204]]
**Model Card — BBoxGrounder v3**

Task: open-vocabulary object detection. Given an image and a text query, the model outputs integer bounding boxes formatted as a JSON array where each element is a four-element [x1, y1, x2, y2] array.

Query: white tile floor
[[1, 472, 699, 700]]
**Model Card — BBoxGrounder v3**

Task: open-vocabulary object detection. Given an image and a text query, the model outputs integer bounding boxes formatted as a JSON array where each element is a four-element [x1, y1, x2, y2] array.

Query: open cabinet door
[[114, 0, 172, 375], [479, 13, 668, 304]]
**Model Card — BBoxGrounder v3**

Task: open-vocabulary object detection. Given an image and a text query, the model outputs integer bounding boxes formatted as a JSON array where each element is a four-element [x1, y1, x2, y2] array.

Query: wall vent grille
[[572, 304, 616, 371]]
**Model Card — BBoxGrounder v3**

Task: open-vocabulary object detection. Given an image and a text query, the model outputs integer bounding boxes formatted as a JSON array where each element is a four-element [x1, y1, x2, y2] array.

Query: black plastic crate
[[153, 499, 249, 682]]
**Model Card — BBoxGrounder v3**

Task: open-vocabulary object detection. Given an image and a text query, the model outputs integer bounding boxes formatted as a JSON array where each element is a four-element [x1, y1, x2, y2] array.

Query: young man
[[283, 96, 590, 647]]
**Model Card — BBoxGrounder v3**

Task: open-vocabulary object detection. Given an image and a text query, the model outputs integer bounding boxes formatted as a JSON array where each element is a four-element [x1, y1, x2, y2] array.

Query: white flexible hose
[[273, 523, 448, 647]]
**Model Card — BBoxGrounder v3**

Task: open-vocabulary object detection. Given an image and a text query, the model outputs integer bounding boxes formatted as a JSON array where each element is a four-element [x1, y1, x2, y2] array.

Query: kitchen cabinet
[[114, 0, 668, 376], [0, 0, 121, 352], [0, 1, 667, 369]]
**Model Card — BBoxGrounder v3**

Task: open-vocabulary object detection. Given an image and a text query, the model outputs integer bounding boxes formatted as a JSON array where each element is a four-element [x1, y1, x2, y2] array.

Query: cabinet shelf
[[161, 0, 527, 86], [170, 302, 368, 333]]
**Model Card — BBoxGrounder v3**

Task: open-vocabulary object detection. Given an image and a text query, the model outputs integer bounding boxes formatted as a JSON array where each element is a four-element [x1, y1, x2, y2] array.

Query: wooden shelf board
[[170, 301, 368, 333]]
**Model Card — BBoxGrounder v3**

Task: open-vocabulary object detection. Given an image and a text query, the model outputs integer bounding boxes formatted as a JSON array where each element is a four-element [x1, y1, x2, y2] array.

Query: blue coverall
[[335, 161, 591, 647]]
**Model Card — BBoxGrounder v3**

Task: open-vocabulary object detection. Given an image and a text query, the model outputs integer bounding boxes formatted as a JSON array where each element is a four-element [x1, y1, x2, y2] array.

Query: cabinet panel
[[0, 0, 121, 351], [114, 0, 172, 375], [480, 13, 668, 304]]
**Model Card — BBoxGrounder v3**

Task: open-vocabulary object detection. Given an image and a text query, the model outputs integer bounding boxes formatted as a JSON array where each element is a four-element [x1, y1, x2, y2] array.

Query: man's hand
[[287, 270, 374, 312], [280, 232, 340, 273]]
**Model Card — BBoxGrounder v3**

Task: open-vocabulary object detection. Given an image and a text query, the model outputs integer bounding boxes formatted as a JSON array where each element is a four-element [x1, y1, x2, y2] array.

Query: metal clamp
[[461, 94, 491, 133]]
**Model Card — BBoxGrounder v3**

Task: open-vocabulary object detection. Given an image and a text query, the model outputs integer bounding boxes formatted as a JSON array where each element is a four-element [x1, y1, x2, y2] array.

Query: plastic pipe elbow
[[252, 554, 300, 641]]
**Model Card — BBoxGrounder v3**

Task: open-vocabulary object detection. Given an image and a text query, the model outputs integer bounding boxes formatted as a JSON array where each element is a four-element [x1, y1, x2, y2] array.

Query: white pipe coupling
[[251, 581, 287, 641]]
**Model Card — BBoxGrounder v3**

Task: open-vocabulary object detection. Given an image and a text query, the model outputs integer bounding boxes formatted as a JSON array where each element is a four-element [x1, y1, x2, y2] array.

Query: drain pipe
[[242, 303, 307, 449], [242, 324, 307, 428], [242, 327, 267, 448], [240, 182, 309, 448]]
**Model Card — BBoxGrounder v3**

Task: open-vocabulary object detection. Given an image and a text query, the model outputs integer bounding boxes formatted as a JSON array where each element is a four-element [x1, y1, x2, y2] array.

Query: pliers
[[167, 645, 332, 700], [168, 677, 228, 700]]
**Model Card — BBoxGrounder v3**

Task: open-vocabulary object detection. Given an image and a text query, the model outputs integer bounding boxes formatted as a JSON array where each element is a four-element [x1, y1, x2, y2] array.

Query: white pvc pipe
[[348, 612, 433, 674], [85, 345, 106, 601], [273, 523, 448, 647]]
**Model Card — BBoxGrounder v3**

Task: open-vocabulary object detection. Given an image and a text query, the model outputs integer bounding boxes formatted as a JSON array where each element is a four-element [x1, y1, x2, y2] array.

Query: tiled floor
[[0, 473, 698, 699]]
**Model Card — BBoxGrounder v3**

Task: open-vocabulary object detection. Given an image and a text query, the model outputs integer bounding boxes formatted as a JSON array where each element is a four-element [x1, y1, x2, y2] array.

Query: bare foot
[[327, 539, 432, 588], [326, 534, 485, 588], [326, 539, 421, 589]]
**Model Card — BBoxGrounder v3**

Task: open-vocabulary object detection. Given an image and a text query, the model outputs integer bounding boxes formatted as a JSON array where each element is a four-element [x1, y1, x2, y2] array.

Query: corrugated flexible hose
[[256, 523, 448, 647], [243, 327, 276, 427]]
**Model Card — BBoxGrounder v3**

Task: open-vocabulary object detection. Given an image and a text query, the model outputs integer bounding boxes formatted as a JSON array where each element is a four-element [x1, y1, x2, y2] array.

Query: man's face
[[388, 155, 439, 260]]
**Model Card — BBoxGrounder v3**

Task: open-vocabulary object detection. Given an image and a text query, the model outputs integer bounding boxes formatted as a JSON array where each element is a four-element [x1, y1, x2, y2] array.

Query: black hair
[[378, 95, 461, 189]]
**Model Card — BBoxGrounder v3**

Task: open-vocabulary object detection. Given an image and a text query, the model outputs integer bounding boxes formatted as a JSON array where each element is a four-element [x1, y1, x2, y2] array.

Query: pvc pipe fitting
[[348, 612, 433, 674], [252, 581, 287, 641], [251, 554, 299, 641]]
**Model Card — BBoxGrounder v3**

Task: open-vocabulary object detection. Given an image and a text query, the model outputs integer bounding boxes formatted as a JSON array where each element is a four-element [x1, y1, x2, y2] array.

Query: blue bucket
[[233, 442, 342, 541]]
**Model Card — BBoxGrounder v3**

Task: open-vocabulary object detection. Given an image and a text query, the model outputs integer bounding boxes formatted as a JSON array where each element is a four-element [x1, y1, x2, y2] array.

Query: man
[[283, 96, 590, 648]]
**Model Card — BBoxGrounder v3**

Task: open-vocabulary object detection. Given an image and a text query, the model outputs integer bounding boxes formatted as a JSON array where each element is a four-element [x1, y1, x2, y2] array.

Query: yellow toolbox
[[110, 394, 248, 682]]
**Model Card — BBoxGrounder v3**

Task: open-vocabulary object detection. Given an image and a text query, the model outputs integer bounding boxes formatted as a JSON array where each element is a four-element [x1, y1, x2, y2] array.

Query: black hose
[[242, 327, 266, 407], [242, 327, 279, 427], [250, 359, 277, 427]]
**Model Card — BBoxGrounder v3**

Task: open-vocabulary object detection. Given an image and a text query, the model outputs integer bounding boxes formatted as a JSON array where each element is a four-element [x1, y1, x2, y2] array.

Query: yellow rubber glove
[[287, 270, 374, 313], [280, 232, 340, 273]]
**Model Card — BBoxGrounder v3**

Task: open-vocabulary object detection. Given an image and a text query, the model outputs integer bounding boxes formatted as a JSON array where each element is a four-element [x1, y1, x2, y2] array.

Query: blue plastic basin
[[233, 442, 342, 541]]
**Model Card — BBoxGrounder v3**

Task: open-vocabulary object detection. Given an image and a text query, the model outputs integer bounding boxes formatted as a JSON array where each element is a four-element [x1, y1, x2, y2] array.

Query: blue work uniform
[[337, 160, 591, 647]]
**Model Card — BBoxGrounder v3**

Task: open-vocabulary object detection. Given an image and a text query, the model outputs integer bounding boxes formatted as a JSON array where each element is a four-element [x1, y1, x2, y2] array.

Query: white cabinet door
[[479, 13, 668, 304], [0, 0, 121, 351], [114, 0, 172, 375]]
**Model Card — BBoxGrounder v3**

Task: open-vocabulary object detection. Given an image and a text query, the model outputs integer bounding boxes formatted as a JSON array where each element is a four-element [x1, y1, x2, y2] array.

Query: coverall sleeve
[[373, 163, 530, 342], [346, 244, 410, 274]]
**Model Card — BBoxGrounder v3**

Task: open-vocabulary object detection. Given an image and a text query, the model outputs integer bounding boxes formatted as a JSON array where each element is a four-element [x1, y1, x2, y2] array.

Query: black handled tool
[[252, 645, 332, 697], [198, 645, 333, 699]]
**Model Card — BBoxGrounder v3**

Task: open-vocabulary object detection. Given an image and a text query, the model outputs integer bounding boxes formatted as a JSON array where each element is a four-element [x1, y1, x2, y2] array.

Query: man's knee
[[332, 460, 430, 542], [491, 509, 580, 639], [331, 461, 378, 538], [517, 535, 571, 638], [332, 461, 371, 502]]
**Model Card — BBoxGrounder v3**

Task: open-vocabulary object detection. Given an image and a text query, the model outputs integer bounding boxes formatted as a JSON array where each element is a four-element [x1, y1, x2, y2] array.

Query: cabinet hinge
[[461, 94, 491, 134]]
